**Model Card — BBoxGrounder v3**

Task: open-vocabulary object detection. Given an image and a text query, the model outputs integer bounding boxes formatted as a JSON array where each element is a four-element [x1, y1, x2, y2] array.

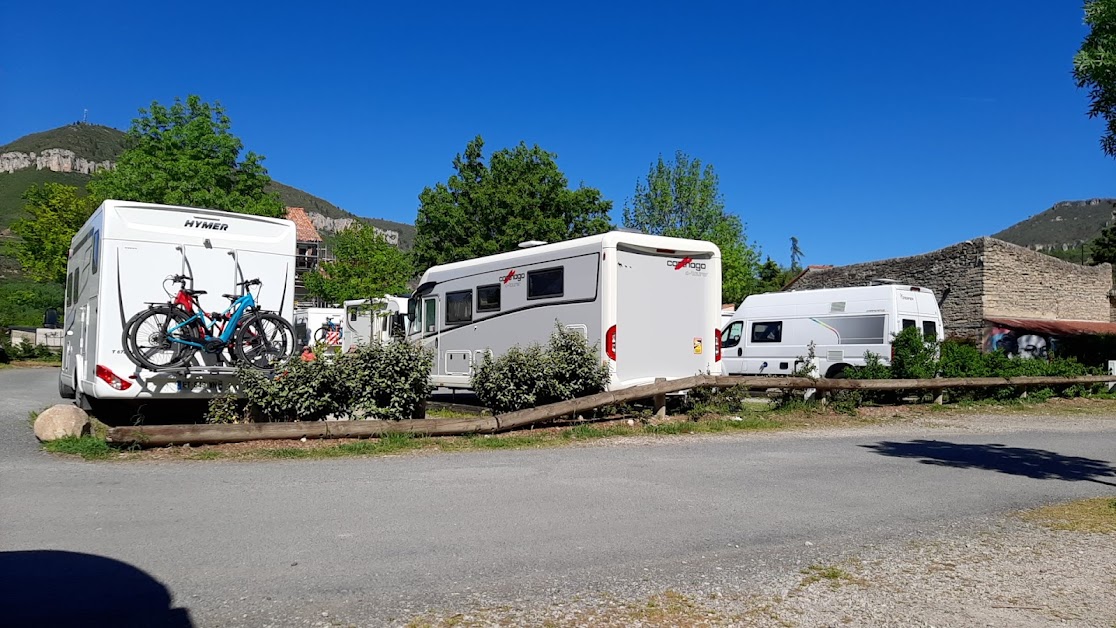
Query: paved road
[[2, 367, 1115, 626]]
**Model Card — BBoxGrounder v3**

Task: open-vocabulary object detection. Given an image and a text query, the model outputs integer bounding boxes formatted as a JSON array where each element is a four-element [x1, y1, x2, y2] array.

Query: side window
[[73, 268, 80, 302], [751, 321, 783, 343], [721, 321, 744, 348], [91, 231, 100, 275], [445, 290, 473, 324], [423, 298, 437, 334], [902, 319, 916, 330], [476, 284, 501, 312], [923, 320, 937, 339], [527, 267, 564, 299], [65, 272, 73, 308], [349, 308, 357, 322]]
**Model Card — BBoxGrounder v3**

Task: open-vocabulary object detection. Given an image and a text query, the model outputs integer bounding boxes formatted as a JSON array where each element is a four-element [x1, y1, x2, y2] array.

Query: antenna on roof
[[518, 240, 547, 249], [82, 109, 88, 125], [869, 278, 899, 285]]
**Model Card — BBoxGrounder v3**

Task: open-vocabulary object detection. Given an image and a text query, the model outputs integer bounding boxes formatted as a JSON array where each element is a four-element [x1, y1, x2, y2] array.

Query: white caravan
[[720, 284, 945, 378], [59, 200, 296, 406], [293, 307, 345, 347], [408, 232, 723, 389], [341, 296, 409, 352]]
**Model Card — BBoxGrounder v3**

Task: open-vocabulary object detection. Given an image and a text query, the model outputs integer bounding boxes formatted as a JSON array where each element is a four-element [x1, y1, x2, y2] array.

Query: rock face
[[0, 149, 114, 175], [308, 213, 400, 245], [34, 404, 91, 441]]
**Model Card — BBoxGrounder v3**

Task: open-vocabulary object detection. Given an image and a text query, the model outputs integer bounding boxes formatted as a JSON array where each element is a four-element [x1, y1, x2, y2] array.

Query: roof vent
[[518, 240, 547, 249], [869, 278, 899, 285]]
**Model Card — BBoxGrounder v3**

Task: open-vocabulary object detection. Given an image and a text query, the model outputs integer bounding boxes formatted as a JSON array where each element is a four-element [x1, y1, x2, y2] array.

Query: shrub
[[889, 325, 938, 380], [237, 351, 346, 422], [472, 323, 610, 413], [336, 339, 434, 420], [205, 392, 247, 424], [0, 338, 57, 361]]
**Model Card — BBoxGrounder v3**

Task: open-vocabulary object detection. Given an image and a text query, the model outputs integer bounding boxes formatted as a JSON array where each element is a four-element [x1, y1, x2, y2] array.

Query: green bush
[[472, 323, 610, 413], [889, 325, 938, 380], [218, 341, 434, 423], [0, 338, 57, 361], [336, 339, 434, 420], [0, 280, 64, 328]]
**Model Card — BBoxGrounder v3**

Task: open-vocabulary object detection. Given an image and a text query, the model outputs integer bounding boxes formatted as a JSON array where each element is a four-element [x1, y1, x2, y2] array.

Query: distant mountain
[[993, 198, 1116, 252], [0, 123, 416, 251]]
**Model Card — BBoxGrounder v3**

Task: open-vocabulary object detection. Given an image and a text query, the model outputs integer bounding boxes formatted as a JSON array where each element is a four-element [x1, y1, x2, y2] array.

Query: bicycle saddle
[[222, 293, 238, 300], [185, 289, 207, 296]]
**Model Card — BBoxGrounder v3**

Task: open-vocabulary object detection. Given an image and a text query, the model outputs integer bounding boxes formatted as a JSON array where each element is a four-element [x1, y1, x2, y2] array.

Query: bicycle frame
[[167, 291, 258, 349]]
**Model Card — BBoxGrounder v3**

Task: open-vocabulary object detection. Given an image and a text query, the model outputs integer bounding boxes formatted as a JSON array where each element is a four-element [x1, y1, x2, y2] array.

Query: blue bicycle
[[124, 278, 296, 371]]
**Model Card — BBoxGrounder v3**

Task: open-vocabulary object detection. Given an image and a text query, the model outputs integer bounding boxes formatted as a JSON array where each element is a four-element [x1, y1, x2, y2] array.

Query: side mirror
[[407, 298, 418, 323]]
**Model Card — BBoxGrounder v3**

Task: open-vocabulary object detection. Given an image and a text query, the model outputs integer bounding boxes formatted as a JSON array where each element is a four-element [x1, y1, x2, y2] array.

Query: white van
[[721, 284, 945, 378], [408, 231, 723, 390], [341, 296, 408, 353], [293, 307, 344, 347], [59, 200, 296, 407]]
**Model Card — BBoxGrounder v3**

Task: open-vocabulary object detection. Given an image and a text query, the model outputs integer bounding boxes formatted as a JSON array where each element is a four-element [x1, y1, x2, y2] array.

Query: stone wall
[[981, 238, 1112, 322]]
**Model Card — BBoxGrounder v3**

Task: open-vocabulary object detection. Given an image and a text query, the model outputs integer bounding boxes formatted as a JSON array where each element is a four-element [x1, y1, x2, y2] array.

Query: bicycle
[[122, 275, 234, 365], [313, 316, 343, 345], [124, 277, 295, 371]]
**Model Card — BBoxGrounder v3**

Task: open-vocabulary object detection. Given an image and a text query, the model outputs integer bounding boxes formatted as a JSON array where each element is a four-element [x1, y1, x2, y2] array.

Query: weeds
[[42, 436, 114, 460], [1019, 497, 1116, 533], [800, 564, 862, 589]]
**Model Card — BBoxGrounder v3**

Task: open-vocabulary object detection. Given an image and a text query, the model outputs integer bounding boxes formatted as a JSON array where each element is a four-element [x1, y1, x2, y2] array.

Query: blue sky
[[1, 1, 1111, 266]]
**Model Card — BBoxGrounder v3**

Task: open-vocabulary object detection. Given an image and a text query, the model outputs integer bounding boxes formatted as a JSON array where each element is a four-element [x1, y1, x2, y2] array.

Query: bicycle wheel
[[312, 326, 327, 344], [128, 306, 197, 370], [235, 312, 296, 369]]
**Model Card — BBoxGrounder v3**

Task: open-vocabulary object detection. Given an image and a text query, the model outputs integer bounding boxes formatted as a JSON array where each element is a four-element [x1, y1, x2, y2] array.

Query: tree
[[303, 224, 412, 305], [1075, 0, 1116, 157], [413, 136, 612, 270], [88, 95, 284, 217], [789, 236, 804, 271], [622, 151, 760, 304], [1091, 224, 1116, 264], [10, 183, 98, 283]]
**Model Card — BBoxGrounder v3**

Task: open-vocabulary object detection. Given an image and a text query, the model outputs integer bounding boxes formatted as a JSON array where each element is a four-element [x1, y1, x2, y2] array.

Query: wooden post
[[653, 378, 667, 419]]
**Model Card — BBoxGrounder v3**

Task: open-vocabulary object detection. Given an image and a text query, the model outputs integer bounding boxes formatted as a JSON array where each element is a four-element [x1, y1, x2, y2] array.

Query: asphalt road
[[2, 367, 1115, 626]]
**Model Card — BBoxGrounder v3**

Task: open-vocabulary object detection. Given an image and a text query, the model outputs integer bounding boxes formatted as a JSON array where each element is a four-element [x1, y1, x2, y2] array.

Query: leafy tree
[[413, 136, 612, 270], [1076, 0, 1116, 157], [88, 95, 284, 217], [303, 224, 412, 305], [1091, 223, 1116, 264], [10, 183, 98, 283], [622, 151, 760, 304]]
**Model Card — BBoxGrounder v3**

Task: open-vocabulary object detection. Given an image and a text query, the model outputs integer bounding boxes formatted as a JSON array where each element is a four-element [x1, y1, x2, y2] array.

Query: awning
[[985, 317, 1116, 337]]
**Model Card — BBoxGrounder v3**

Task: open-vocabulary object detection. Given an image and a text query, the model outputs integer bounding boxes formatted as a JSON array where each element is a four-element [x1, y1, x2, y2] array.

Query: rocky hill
[[0, 123, 415, 248], [992, 198, 1116, 252]]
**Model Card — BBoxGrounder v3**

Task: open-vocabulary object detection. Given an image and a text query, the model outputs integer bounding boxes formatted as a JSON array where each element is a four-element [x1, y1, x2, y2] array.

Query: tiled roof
[[285, 207, 323, 242]]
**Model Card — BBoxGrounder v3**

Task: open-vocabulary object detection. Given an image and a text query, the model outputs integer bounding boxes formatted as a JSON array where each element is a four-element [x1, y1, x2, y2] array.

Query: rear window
[[527, 267, 564, 299], [923, 320, 937, 338], [476, 284, 501, 312], [751, 321, 782, 343]]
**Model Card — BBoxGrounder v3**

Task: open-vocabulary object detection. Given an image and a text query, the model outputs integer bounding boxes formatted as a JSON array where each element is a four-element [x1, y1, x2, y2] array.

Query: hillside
[[0, 123, 415, 248], [993, 198, 1116, 251]]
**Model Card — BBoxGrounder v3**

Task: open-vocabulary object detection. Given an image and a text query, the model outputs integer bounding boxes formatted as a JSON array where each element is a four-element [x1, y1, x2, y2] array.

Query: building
[[285, 207, 329, 307], [785, 237, 1116, 359]]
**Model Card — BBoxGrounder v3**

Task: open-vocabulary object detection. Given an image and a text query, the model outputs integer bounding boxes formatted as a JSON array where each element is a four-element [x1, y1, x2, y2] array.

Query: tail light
[[605, 325, 617, 361], [714, 328, 722, 362], [890, 344, 896, 363], [96, 365, 132, 390]]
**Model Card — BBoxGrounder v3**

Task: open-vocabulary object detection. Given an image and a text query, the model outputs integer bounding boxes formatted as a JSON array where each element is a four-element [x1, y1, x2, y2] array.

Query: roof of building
[[985, 316, 1116, 337], [781, 265, 834, 290], [285, 207, 323, 243]]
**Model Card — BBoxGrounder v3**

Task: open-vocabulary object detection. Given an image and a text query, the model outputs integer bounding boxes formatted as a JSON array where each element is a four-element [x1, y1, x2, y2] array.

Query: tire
[[312, 326, 327, 344], [59, 372, 76, 399], [127, 306, 197, 371], [235, 312, 296, 370]]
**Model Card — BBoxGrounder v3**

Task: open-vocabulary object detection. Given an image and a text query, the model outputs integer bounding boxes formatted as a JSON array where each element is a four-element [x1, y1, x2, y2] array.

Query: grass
[[1019, 497, 1116, 533], [799, 564, 863, 589], [42, 435, 114, 460]]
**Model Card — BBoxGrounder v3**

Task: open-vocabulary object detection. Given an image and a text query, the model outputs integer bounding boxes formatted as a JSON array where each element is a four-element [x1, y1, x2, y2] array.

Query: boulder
[[34, 405, 90, 441]]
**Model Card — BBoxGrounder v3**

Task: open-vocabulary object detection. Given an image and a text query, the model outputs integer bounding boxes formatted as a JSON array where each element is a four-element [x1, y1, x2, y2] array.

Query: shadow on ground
[[861, 440, 1116, 487], [0, 550, 193, 627]]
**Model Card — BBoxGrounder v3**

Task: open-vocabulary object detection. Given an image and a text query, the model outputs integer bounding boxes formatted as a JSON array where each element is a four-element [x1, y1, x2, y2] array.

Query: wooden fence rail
[[106, 374, 1116, 447]]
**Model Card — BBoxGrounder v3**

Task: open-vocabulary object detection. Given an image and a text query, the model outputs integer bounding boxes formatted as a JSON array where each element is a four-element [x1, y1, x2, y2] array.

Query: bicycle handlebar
[[170, 274, 193, 283], [237, 278, 262, 287]]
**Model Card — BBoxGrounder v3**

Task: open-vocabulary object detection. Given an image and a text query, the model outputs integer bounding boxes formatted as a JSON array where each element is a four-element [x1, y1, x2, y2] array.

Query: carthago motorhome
[[720, 284, 945, 378], [408, 232, 723, 389], [59, 200, 296, 407], [341, 296, 409, 353]]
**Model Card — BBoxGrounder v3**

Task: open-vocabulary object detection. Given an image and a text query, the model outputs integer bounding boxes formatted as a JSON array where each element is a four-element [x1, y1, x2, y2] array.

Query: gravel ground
[[407, 516, 1116, 627]]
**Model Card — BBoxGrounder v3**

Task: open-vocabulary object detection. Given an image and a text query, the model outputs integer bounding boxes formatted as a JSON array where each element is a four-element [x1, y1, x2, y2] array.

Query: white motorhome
[[341, 296, 409, 353], [293, 307, 345, 347], [59, 200, 296, 406], [721, 284, 945, 378], [408, 232, 723, 389]]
